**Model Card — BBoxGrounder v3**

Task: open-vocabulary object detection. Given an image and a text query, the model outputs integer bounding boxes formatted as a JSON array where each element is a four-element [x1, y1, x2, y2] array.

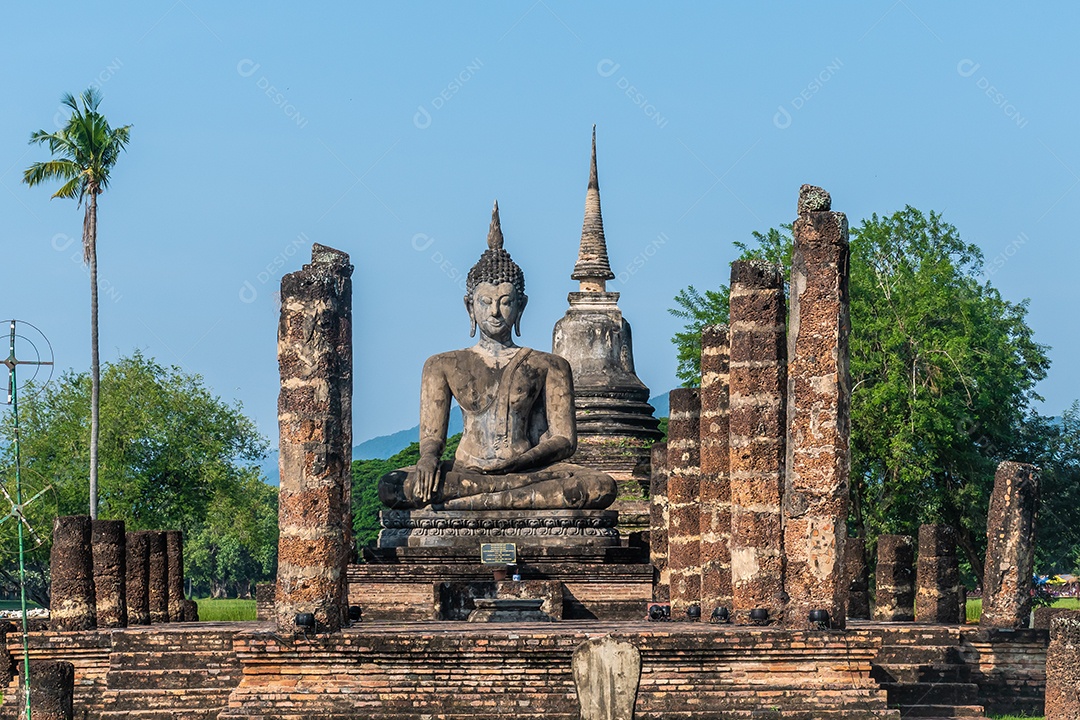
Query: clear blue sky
[[2, 3, 1077, 447]]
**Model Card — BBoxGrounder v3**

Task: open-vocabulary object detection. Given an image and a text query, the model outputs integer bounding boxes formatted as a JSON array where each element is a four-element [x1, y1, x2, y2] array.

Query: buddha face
[[465, 281, 527, 342]]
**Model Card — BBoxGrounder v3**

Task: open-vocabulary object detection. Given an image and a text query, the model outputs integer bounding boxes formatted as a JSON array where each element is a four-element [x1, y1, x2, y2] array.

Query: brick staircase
[[98, 625, 241, 719], [871, 626, 984, 719]]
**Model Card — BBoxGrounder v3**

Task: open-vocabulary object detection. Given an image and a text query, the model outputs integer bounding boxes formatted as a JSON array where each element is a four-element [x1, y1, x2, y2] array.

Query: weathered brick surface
[[958, 625, 1049, 717], [91, 520, 126, 629], [648, 442, 669, 602], [728, 260, 787, 625], [349, 559, 653, 621], [148, 531, 169, 624], [916, 525, 961, 624], [874, 535, 914, 622], [49, 516, 95, 632], [276, 245, 353, 633], [845, 537, 870, 620], [165, 530, 185, 622], [699, 324, 732, 620], [124, 531, 150, 626], [783, 186, 850, 630], [982, 461, 1040, 628], [221, 623, 895, 719], [255, 583, 274, 622], [1046, 612, 1080, 720], [665, 388, 701, 620]]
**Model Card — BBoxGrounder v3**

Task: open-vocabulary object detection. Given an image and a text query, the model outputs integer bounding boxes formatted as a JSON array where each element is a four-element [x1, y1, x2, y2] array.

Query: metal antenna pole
[[3, 320, 53, 720], [6, 321, 31, 720]]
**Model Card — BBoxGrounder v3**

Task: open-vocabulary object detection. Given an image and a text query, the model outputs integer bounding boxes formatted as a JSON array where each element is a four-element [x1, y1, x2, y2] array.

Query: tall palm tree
[[24, 87, 131, 520]]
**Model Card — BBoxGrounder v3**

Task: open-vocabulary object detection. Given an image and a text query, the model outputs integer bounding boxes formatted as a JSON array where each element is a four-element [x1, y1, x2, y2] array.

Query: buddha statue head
[[465, 201, 528, 340]]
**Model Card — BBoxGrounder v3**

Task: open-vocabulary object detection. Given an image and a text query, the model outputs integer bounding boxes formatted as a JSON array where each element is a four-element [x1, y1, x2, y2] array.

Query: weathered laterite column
[[874, 535, 915, 622], [1046, 612, 1080, 720], [49, 516, 95, 631], [982, 461, 1040, 628], [699, 324, 732, 619], [19, 661, 74, 720], [648, 442, 670, 602], [165, 530, 185, 622], [728, 260, 787, 624], [666, 388, 701, 619], [845, 537, 871, 620], [916, 524, 961, 623], [125, 531, 150, 625], [783, 184, 850, 629], [275, 244, 353, 633], [147, 531, 169, 624], [91, 519, 126, 628]]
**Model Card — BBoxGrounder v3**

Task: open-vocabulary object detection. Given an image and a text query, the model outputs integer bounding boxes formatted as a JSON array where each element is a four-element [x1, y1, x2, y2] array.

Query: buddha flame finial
[[487, 199, 504, 250]]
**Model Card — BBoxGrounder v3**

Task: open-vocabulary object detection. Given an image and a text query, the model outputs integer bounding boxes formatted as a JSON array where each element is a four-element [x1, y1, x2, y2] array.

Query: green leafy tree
[[670, 209, 1055, 579], [667, 228, 790, 386], [23, 88, 132, 520], [0, 351, 272, 601]]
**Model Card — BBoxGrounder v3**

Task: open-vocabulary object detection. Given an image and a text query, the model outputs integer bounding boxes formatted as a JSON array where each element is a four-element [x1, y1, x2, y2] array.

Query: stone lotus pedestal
[[378, 509, 620, 549]]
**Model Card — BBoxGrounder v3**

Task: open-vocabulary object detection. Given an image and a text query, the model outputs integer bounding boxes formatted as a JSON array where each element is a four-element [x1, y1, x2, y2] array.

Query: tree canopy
[[669, 207, 1076, 579], [0, 351, 275, 601]]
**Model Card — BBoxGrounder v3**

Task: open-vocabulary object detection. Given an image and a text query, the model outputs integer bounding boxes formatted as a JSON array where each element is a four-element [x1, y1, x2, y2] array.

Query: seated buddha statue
[[378, 202, 617, 511]]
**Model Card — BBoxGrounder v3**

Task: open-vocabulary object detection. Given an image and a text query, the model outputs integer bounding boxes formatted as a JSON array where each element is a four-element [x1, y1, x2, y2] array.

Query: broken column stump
[[125, 530, 150, 625], [49, 516, 95, 631], [148, 531, 169, 624], [165, 530, 185, 622], [728, 260, 787, 625], [845, 537, 871, 620], [275, 244, 353, 633], [648, 442, 669, 602], [91, 519, 126, 628], [783, 185, 851, 629], [572, 636, 641, 720], [1046, 612, 1080, 720], [666, 388, 701, 620], [699, 323, 732, 620], [18, 660, 74, 720], [874, 534, 915, 622], [916, 524, 961, 624], [982, 461, 1040, 628]]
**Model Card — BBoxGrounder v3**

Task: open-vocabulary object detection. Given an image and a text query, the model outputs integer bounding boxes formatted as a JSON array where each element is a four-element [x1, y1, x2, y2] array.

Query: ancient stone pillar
[[782, 184, 850, 629], [572, 636, 641, 720], [666, 388, 701, 619], [916, 524, 961, 624], [147, 531, 169, 624], [699, 324, 732, 619], [165, 530, 185, 622], [845, 537, 871, 620], [648, 442, 669, 602], [49, 516, 95, 631], [874, 535, 915, 622], [1046, 612, 1080, 720], [982, 461, 1040, 628], [91, 519, 126, 628], [19, 661, 74, 720], [275, 244, 353, 633], [728, 260, 787, 624], [125, 530, 150, 625]]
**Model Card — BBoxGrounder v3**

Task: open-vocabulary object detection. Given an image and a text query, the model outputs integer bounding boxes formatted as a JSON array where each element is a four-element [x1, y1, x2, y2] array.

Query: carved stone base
[[377, 509, 620, 549]]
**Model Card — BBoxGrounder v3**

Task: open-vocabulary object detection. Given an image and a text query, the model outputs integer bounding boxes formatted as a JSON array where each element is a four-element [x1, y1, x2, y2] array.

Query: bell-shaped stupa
[[552, 127, 662, 532]]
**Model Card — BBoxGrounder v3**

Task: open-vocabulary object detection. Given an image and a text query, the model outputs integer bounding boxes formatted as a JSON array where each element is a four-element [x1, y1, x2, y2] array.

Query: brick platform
[[2, 621, 1047, 719]]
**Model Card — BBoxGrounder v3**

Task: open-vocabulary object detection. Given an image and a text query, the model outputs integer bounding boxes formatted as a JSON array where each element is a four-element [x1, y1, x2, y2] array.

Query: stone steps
[[893, 704, 984, 718], [879, 681, 979, 706], [872, 634, 984, 720]]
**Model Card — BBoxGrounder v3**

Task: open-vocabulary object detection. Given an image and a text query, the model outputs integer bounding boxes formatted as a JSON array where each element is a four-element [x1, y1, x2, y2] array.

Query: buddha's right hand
[[415, 455, 441, 503]]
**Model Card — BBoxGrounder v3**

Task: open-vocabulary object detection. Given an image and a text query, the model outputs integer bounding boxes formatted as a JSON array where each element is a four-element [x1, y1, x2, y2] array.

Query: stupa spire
[[571, 126, 615, 292]]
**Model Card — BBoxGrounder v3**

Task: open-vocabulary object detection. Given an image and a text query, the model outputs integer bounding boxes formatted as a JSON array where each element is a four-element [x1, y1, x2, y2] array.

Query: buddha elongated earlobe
[[514, 318, 521, 337], [470, 318, 477, 338]]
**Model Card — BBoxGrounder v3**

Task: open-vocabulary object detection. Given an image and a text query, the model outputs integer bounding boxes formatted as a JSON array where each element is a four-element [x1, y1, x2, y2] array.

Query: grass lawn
[[194, 598, 257, 622], [966, 596, 1079, 623]]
